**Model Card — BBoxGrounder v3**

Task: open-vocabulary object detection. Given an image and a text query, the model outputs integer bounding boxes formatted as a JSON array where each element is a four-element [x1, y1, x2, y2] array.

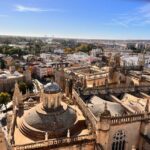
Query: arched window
[[112, 130, 126, 150]]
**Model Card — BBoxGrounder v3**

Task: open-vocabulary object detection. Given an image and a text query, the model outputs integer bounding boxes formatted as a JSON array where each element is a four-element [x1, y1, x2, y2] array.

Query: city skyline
[[0, 0, 150, 39]]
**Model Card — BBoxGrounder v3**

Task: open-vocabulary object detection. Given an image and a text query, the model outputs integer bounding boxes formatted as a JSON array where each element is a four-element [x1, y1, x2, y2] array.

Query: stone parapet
[[12, 134, 95, 150], [99, 113, 150, 125]]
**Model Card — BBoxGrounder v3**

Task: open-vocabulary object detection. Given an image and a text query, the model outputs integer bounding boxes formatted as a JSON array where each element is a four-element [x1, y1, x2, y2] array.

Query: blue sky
[[0, 0, 150, 39]]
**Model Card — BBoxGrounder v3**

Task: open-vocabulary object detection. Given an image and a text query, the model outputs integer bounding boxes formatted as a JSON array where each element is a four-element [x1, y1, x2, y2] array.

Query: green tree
[[0, 59, 6, 69], [18, 81, 27, 94], [26, 82, 34, 92], [0, 92, 11, 110], [64, 47, 74, 53]]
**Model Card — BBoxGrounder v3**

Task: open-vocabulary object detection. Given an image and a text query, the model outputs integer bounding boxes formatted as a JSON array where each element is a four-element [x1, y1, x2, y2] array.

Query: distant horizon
[[0, 34, 150, 41]]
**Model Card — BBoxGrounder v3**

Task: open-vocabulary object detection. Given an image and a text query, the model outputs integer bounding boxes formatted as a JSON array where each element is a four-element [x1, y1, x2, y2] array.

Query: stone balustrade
[[110, 114, 144, 125], [100, 113, 150, 125], [82, 85, 150, 95], [13, 134, 95, 150]]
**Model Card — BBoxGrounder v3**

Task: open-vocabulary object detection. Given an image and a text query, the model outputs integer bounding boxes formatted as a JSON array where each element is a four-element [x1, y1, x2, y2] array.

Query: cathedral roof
[[121, 93, 148, 112], [88, 96, 125, 117]]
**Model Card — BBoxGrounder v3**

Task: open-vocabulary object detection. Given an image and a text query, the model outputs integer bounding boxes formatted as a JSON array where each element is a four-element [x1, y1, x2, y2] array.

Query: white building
[[36, 65, 53, 79], [67, 52, 98, 64], [40, 53, 61, 62], [53, 49, 64, 54], [0, 70, 24, 92], [120, 55, 139, 66], [40, 53, 52, 62], [36, 66, 48, 79], [135, 43, 145, 49], [90, 48, 103, 57], [120, 53, 150, 67]]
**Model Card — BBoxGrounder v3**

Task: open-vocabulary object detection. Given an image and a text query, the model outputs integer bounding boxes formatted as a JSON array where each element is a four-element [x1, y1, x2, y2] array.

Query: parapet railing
[[72, 89, 98, 130], [110, 114, 144, 125], [119, 65, 142, 70], [100, 113, 150, 125], [12, 134, 95, 150], [82, 85, 150, 95], [85, 85, 150, 91]]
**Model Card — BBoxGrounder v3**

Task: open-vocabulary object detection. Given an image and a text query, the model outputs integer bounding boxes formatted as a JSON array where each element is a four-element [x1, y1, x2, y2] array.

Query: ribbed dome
[[19, 102, 77, 139], [44, 82, 61, 94], [24, 103, 76, 131], [18, 82, 78, 140]]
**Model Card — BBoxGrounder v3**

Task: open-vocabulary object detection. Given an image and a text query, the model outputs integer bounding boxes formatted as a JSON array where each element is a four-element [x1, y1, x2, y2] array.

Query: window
[[112, 130, 126, 150]]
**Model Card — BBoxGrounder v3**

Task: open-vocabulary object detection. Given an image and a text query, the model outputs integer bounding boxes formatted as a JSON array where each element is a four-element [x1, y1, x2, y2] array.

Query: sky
[[0, 0, 150, 39]]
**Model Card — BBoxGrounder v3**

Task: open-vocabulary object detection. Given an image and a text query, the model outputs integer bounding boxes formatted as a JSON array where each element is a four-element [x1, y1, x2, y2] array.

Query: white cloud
[[14, 5, 62, 12], [111, 19, 129, 27], [108, 3, 150, 28], [139, 3, 150, 13], [138, 4, 150, 24], [139, 3, 150, 18]]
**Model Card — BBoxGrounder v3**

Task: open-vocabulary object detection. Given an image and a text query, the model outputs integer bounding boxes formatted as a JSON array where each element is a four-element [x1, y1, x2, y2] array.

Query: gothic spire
[[101, 102, 111, 117], [13, 82, 23, 107]]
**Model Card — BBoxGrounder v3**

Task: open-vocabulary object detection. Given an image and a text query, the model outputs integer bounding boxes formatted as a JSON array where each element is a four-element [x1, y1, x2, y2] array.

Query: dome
[[19, 102, 77, 140], [44, 82, 61, 94], [28, 97, 34, 102], [0, 74, 7, 79], [18, 81, 78, 140]]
